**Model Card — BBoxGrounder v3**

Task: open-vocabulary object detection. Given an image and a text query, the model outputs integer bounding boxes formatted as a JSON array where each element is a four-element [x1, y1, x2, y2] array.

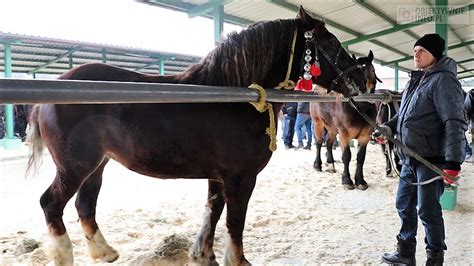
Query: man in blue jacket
[[381, 34, 467, 265]]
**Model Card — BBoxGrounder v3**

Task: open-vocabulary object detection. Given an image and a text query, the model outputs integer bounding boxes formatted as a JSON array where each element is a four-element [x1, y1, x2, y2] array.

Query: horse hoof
[[324, 164, 336, 173], [343, 183, 355, 190], [356, 184, 369, 190], [188, 258, 219, 266], [313, 166, 322, 172]]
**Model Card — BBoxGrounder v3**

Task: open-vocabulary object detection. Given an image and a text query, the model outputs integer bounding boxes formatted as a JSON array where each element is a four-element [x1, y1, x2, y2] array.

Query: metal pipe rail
[[0, 78, 401, 104]]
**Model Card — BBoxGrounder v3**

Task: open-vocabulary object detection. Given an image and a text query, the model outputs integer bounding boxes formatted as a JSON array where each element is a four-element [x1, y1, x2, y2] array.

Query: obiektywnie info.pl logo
[[397, 5, 470, 25]]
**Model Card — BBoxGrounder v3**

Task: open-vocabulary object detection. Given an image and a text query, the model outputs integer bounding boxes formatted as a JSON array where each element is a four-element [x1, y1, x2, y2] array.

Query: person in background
[[294, 102, 312, 150], [14, 105, 29, 142], [380, 34, 467, 265], [464, 89, 473, 161], [281, 102, 297, 150], [0, 105, 4, 139]]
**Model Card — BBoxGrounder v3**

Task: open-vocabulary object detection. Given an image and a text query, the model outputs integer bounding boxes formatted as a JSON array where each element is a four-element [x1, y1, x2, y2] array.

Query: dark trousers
[[282, 114, 296, 146], [396, 162, 447, 251]]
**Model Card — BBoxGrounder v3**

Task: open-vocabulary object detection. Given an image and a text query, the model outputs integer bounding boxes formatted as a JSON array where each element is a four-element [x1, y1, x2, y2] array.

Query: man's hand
[[378, 125, 393, 137], [443, 161, 461, 185], [443, 169, 460, 185], [372, 125, 392, 144]]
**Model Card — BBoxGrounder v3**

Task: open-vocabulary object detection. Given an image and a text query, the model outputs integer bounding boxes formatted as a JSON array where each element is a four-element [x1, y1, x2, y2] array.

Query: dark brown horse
[[311, 51, 379, 190], [26, 7, 366, 265]]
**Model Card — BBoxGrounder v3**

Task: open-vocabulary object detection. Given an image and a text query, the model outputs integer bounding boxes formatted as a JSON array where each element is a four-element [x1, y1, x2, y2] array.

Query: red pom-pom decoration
[[295, 77, 313, 92], [310, 63, 321, 77]]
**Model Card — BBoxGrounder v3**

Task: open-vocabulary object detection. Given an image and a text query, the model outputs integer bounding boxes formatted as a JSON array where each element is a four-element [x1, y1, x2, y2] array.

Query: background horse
[[310, 51, 379, 190], [26, 7, 366, 265]]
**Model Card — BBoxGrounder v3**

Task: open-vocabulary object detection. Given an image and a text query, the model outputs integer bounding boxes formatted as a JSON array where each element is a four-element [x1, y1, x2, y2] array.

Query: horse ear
[[352, 54, 357, 60], [368, 50, 374, 61], [297, 6, 315, 27]]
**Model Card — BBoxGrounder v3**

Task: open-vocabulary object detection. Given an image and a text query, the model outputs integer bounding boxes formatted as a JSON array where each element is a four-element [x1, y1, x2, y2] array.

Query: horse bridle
[[311, 35, 365, 96]]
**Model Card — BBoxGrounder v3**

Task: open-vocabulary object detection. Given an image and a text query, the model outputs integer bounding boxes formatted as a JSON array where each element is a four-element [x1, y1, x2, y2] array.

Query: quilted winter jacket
[[386, 56, 467, 164]]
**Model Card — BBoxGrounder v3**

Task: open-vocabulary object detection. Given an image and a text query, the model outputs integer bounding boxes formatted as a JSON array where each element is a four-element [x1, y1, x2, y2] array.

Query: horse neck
[[136, 74, 179, 84], [177, 20, 298, 89]]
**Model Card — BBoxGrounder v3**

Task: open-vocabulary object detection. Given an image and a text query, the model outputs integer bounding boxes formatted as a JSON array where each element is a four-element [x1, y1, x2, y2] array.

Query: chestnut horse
[[26, 7, 366, 265], [311, 51, 379, 190]]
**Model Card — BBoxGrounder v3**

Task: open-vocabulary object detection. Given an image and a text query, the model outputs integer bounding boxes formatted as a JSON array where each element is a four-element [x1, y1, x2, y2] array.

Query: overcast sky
[[0, 0, 243, 56], [0, 0, 405, 81]]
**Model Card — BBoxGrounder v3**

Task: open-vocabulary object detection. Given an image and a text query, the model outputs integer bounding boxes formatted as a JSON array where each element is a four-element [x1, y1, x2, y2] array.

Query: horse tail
[[26, 105, 44, 177]]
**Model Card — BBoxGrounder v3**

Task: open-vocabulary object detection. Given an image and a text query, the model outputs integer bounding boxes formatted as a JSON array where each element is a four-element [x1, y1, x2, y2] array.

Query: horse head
[[296, 6, 367, 97], [356, 50, 382, 93]]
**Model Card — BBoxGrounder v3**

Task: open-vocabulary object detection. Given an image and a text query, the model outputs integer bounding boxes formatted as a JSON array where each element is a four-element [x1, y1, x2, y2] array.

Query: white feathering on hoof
[[48, 232, 73, 266], [86, 229, 119, 262]]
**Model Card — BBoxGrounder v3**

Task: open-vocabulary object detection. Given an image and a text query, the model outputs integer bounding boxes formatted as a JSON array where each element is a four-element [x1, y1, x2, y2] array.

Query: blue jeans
[[282, 114, 296, 146], [465, 139, 472, 160], [295, 113, 312, 146], [396, 162, 446, 251]]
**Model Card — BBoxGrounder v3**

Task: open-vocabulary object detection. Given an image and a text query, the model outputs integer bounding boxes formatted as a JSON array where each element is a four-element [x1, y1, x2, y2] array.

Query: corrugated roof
[[0, 32, 202, 76], [139, 0, 474, 79]]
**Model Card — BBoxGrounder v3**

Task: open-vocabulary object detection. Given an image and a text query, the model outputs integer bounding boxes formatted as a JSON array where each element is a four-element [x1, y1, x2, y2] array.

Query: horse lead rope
[[248, 83, 277, 152], [347, 98, 459, 186]]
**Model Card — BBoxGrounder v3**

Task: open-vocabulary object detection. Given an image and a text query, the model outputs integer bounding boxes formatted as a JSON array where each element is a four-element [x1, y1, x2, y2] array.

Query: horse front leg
[[355, 143, 369, 190], [340, 146, 354, 190], [75, 159, 119, 262], [41, 169, 93, 265], [337, 131, 355, 189], [324, 133, 337, 173], [313, 122, 325, 171], [222, 175, 256, 266], [381, 143, 393, 177], [314, 141, 323, 171], [190, 180, 225, 265]]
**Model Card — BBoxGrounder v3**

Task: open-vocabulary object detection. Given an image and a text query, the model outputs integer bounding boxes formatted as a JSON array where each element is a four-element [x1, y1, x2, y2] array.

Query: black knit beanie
[[413, 33, 445, 61]]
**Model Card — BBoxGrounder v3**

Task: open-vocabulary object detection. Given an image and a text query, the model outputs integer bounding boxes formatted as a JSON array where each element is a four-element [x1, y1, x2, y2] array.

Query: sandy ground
[[0, 135, 473, 265]]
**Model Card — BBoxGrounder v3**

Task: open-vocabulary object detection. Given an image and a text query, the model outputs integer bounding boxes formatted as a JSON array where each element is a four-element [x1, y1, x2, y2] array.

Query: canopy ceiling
[[139, 0, 474, 79]]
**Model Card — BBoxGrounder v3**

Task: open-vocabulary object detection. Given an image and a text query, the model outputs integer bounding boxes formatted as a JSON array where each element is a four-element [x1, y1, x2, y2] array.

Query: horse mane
[[178, 19, 298, 87]]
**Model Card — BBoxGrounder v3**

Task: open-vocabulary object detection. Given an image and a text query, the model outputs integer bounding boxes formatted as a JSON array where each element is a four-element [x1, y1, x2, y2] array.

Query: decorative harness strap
[[248, 29, 299, 152], [274, 29, 298, 91]]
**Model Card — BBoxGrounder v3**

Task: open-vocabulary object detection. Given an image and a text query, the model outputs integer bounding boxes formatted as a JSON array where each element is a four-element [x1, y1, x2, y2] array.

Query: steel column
[[68, 51, 74, 69], [436, 0, 448, 55], [159, 57, 165, 75], [213, 4, 224, 45], [102, 48, 107, 63], [394, 63, 399, 92], [0, 43, 22, 149]]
